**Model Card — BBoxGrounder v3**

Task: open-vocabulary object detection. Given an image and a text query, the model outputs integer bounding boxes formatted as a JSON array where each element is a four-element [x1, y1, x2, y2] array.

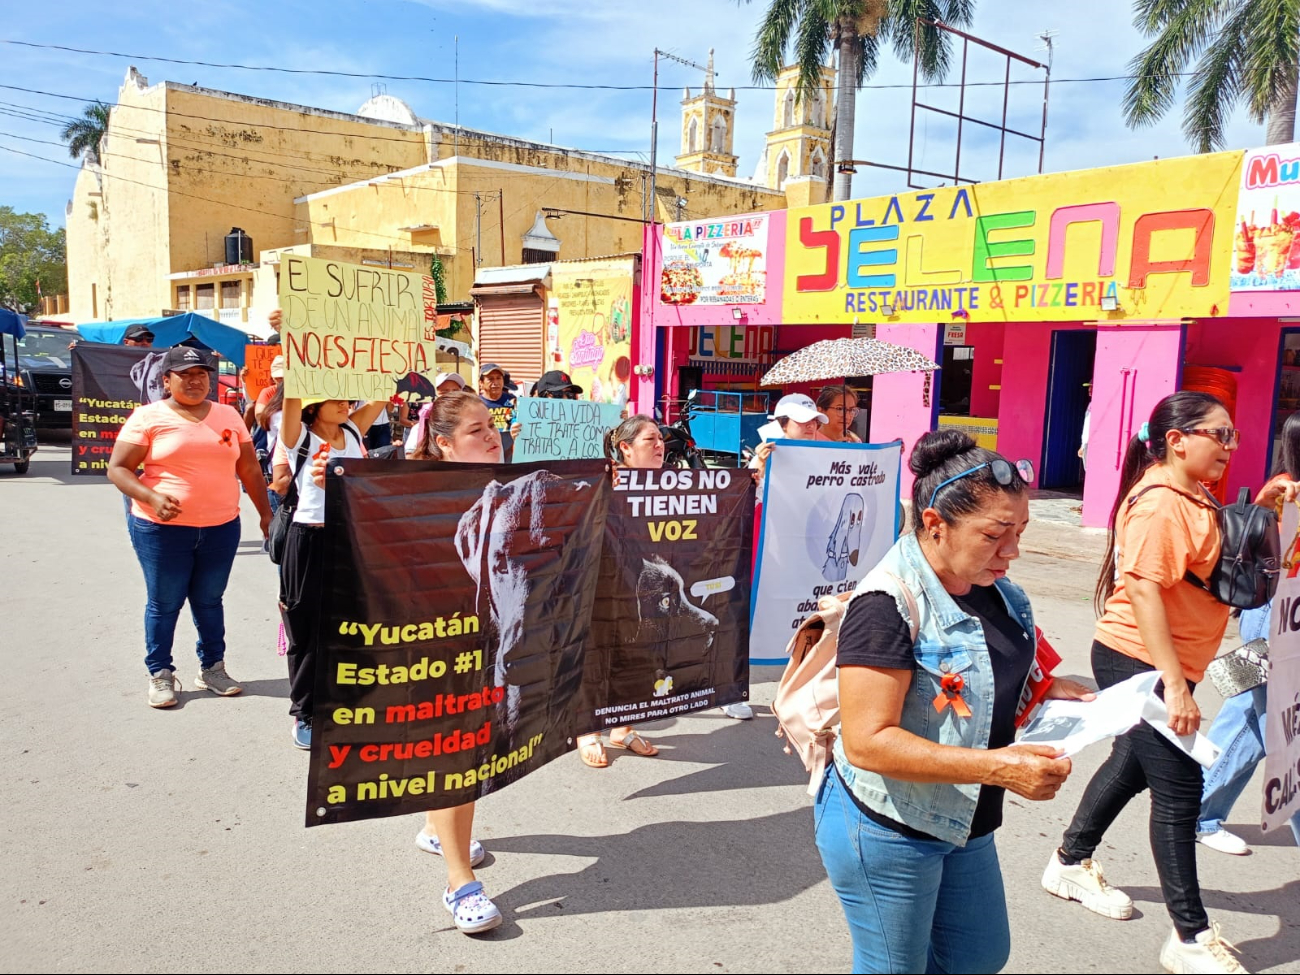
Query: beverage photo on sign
[[307, 459, 609, 826], [278, 254, 439, 400]]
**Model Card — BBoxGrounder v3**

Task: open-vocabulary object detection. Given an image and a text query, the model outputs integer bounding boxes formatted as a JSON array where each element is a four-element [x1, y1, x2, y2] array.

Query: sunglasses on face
[[1182, 427, 1240, 447], [927, 458, 1035, 510]]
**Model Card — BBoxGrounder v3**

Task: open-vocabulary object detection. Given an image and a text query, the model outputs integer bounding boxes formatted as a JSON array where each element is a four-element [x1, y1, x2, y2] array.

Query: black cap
[[534, 370, 583, 398], [161, 345, 217, 374], [123, 324, 155, 342]]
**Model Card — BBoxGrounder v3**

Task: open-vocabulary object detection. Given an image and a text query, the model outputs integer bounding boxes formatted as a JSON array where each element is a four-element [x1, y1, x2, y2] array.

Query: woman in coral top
[[1041, 391, 1291, 975], [108, 346, 274, 710]]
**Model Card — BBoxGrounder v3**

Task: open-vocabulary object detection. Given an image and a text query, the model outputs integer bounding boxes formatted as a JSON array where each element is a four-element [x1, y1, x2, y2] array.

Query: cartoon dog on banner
[[633, 556, 719, 694], [822, 494, 865, 582], [455, 471, 592, 756]]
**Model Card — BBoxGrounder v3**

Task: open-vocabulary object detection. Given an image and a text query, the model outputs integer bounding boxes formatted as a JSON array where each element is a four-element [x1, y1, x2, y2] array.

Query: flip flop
[[577, 734, 609, 768], [608, 730, 659, 757]]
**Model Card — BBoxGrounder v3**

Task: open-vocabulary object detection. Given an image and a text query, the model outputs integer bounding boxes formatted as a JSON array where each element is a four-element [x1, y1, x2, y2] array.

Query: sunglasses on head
[[927, 458, 1035, 510], [1182, 426, 1240, 447]]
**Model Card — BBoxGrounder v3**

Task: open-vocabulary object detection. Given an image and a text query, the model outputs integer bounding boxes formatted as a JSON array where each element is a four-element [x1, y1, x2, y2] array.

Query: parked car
[[14, 325, 80, 430]]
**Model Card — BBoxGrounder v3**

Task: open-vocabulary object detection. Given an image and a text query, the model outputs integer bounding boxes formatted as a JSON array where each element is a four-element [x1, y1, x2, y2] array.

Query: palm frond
[[750, 0, 807, 83], [858, 29, 880, 84], [1239, 0, 1300, 123], [1182, 1, 1251, 150], [792, 0, 834, 102], [1122, 0, 1228, 128], [881, 0, 970, 81]]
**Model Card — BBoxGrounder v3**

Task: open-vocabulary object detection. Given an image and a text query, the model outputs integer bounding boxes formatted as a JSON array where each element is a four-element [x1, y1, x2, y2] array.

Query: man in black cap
[[533, 370, 583, 400], [123, 325, 155, 347], [479, 362, 518, 462]]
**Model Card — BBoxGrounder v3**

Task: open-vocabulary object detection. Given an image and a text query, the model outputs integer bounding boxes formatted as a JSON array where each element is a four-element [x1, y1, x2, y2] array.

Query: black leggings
[[279, 523, 325, 722], [1061, 641, 1208, 940]]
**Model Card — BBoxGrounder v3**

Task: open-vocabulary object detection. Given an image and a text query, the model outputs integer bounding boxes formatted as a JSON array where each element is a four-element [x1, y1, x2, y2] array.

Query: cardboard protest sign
[[1264, 503, 1300, 832], [749, 440, 902, 663], [70, 344, 213, 476], [578, 467, 754, 732], [550, 259, 634, 405], [278, 254, 438, 400], [307, 459, 609, 826], [243, 343, 281, 401], [513, 396, 624, 462]]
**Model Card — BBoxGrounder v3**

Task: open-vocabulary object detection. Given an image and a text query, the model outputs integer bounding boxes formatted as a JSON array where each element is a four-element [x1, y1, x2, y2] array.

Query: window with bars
[[176, 287, 191, 310], [196, 283, 215, 309], [221, 280, 241, 309]]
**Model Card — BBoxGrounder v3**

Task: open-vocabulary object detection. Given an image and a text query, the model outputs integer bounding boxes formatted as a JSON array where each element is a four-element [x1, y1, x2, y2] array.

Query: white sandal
[[443, 881, 502, 934]]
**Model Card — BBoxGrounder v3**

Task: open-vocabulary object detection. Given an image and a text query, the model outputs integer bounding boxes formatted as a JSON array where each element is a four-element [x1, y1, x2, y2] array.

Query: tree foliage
[[60, 101, 111, 166], [0, 207, 68, 313]]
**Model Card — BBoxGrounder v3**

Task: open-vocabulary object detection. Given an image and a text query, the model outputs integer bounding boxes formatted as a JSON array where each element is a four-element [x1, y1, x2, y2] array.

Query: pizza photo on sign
[[660, 260, 704, 306]]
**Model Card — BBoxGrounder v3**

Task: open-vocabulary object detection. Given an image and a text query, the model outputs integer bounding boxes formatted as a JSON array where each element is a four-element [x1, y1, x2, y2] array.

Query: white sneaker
[[1197, 829, 1250, 856], [1159, 924, 1249, 974], [416, 830, 486, 867], [1041, 850, 1133, 919], [721, 702, 753, 720]]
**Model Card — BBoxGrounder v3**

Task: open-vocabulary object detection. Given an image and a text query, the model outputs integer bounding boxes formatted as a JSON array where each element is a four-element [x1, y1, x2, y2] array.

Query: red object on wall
[[1181, 364, 1238, 503]]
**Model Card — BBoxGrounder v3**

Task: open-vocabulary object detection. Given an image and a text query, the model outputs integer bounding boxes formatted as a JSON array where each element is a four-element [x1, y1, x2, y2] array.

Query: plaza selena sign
[[782, 152, 1240, 324]]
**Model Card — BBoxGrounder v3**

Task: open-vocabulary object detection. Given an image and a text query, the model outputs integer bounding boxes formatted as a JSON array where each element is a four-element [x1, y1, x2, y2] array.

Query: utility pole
[[474, 192, 483, 267], [649, 49, 714, 225]]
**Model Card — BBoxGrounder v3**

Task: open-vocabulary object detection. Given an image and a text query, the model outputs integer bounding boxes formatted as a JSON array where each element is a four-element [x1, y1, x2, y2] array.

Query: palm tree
[[1123, 0, 1299, 152], [748, 0, 975, 201], [60, 101, 111, 166]]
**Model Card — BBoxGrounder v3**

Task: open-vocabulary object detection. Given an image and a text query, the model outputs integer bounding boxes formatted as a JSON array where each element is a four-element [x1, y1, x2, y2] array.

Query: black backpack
[[1130, 485, 1280, 609]]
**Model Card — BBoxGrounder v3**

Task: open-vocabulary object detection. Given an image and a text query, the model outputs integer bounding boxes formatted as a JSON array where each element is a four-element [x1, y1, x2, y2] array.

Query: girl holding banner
[[407, 391, 508, 934], [574, 415, 666, 768]]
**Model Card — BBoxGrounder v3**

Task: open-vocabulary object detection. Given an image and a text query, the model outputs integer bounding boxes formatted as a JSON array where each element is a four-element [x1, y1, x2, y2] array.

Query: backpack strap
[[879, 570, 920, 644], [282, 437, 312, 512], [1126, 482, 1218, 591]]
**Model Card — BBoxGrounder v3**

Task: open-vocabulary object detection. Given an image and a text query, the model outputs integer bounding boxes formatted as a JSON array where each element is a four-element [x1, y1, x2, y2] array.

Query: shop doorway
[[1041, 329, 1096, 490]]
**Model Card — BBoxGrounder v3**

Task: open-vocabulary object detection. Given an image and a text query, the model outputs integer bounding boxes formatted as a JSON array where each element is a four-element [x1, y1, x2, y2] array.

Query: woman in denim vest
[[815, 429, 1093, 974]]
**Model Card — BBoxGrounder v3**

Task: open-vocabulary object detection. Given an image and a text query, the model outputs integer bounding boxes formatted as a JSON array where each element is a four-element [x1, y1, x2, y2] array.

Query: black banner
[[307, 458, 610, 826], [71, 344, 213, 476], [578, 467, 754, 732]]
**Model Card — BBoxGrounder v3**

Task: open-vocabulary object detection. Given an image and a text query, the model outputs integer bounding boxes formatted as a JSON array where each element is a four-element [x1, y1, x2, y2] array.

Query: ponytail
[[1094, 391, 1225, 614]]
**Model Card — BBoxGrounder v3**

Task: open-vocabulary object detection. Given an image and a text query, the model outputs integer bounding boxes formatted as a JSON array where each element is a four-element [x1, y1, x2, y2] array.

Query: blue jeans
[[266, 487, 282, 516], [128, 515, 241, 675], [1200, 686, 1300, 843], [814, 768, 1011, 974]]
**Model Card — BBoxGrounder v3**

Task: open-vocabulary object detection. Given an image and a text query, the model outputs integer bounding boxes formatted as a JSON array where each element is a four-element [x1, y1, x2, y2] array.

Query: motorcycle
[[660, 393, 706, 470]]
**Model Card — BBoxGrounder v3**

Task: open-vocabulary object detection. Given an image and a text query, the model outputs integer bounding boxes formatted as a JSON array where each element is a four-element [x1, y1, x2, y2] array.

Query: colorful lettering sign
[[551, 259, 635, 405], [244, 343, 281, 401], [279, 254, 437, 399], [513, 396, 624, 462], [661, 214, 769, 306], [782, 154, 1240, 324], [1232, 143, 1300, 292], [687, 325, 776, 364]]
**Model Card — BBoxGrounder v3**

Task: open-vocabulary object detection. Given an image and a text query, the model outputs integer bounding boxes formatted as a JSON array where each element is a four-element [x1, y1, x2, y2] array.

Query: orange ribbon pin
[[933, 672, 972, 717]]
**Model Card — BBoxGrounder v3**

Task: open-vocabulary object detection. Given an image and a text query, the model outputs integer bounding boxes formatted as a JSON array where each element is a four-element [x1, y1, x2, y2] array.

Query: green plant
[[429, 252, 448, 306]]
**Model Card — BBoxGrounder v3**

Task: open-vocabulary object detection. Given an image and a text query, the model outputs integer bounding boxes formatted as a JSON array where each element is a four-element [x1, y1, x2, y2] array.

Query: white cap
[[433, 372, 466, 390], [772, 393, 828, 425], [269, 355, 285, 380]]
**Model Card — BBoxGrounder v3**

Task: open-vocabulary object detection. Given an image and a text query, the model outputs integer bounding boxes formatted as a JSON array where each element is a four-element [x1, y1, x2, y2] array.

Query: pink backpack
[[773, 577, 918, 795]]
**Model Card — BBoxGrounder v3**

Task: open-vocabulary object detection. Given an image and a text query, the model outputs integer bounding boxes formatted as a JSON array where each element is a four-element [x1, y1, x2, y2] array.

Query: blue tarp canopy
[[0, 308, 27, 339], [76, 312, 259, 366]]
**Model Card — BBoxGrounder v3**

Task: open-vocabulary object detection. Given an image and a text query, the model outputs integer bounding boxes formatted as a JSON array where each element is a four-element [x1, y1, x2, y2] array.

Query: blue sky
[[0, 0, 1269, 230]]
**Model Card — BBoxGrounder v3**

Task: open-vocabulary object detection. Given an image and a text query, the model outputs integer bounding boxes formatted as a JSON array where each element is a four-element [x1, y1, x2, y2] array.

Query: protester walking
[[1197, 411, 1300, 854], [107, 346, 273, 708], [575, 414, 664, 768], [816, 429, 1088, 974], [278, 394, 389, 749], [406, 391, 508, 934], [1043, 391, 1285, 975]]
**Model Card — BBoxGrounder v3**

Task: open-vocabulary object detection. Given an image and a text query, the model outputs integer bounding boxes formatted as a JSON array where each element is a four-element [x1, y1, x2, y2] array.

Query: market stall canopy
[[760, 338, 940, 387], [0, 308, 27, 339], [76, 312, 264, 366]]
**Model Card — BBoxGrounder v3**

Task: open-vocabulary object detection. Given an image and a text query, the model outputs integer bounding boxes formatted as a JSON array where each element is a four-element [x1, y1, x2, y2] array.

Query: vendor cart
[[0, 309, 38, 474], [677, 388, 775, 462]]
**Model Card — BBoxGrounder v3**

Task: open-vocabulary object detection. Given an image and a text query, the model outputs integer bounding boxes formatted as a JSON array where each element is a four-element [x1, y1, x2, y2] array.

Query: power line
[[0, 37, 1186, 92]]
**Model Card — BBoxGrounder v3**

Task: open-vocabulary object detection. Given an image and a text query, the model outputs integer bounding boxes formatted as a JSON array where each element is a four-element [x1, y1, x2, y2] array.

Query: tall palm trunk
[[834, 28, 861, 202], [1266, 58, 1299, 146]]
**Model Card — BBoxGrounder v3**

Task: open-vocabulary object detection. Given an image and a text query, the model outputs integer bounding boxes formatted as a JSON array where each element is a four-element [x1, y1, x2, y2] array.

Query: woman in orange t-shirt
[[1042, 391, 1290, 974], [109, 347, 274, 710]]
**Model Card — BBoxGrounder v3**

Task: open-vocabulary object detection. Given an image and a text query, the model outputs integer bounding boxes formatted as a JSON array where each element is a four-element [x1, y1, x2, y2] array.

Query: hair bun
[[909, 429, 978, 478]]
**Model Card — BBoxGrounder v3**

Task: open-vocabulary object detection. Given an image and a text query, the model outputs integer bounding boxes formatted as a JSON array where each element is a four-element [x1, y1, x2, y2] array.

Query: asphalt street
[[2, 443, 1297, 973]]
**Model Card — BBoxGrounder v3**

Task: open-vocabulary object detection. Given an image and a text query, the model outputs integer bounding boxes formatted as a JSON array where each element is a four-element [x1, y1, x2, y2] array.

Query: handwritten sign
[[278, 254, 436, 399], [513, 396, 624, 462], [244, 344, 281, 400], [1264, 503, 1300, 832]]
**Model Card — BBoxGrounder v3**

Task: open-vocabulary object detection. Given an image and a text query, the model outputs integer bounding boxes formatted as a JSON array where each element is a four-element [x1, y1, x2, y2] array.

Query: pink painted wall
[[1228, 292, 1300, 318], [870, 323, 941, 493], [1185, 316, 1286, 491], [965, 322, 1005, 418]]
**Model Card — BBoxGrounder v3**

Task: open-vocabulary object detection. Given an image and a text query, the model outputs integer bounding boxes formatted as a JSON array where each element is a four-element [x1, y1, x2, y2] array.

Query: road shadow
[[1222, 823, 1300, 849], [483, 807, 823, 931], [1121, 879, 1300, 972], [1, 449, 104, 485], [619, 707, 809, 800]]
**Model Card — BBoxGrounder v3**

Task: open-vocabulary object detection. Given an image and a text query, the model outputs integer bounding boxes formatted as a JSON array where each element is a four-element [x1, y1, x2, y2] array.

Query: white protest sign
[[1263, 503, 1300, 832], [1017, 672, 1156, 756], [749, 440, 902, 664]]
